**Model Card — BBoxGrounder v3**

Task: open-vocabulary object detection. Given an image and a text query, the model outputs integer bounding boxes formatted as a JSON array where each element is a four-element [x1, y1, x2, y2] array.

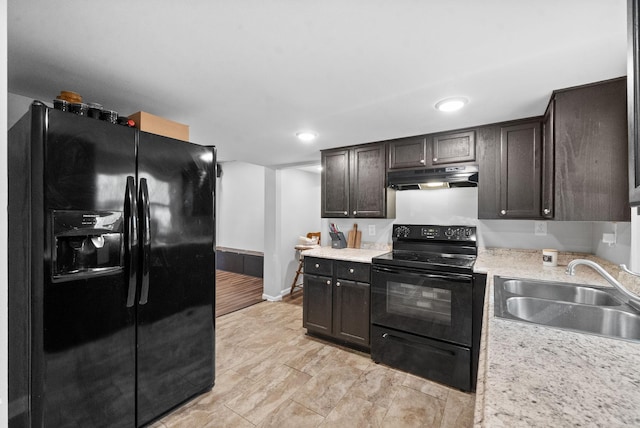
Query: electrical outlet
[[603, 233, 616, 245], [534, 221, 547, 236], [368, 224, 376, 236]]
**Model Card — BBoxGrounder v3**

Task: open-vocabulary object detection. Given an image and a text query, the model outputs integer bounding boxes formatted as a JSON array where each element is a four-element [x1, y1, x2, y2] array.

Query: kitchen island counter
[[474, 248, 640, 427]]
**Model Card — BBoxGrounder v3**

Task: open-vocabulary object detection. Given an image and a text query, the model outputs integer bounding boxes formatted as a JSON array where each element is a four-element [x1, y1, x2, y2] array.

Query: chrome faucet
[[566, 259, 640, 309]]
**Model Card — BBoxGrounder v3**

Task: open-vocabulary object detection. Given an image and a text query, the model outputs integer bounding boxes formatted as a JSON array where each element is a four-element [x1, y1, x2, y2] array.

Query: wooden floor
[[215, 270, 303, 317], [216, 271, 265, 318]]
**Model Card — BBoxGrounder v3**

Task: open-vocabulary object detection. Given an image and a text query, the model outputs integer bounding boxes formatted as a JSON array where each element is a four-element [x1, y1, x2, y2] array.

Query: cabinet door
[[553, 78, 629, 221], [321, 149, 350, 218], [477, 125, 501, 219], [303, 274, 333, 334], [350, 143, 387, 217], [541, 100, 555, 219], [499, 121, 542, 218], [333, 279, 370, 347], [388, 136, 427, 169], [430, 130, 476, 165], [629, 0, 640, 206]]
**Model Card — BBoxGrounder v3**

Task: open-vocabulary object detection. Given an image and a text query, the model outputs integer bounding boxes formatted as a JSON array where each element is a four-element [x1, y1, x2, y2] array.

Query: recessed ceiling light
[[435, 97, 468, 112], [296, 131, 318, 142]]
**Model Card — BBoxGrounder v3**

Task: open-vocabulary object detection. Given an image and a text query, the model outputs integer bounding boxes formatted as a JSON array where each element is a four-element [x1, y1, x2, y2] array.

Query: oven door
[[371, 264, 473, 347]]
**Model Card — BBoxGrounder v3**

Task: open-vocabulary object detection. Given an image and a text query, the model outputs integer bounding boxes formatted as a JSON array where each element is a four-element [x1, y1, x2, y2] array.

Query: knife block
[[330, 232, 347, 249]]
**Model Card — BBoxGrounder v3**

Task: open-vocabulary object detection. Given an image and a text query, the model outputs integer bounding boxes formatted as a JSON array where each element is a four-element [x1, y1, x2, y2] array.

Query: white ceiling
[[8, 0, 627, 167]]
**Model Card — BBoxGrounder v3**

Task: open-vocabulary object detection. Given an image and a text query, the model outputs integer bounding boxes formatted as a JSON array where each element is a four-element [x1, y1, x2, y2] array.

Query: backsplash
[[322, 188, 632, 266]]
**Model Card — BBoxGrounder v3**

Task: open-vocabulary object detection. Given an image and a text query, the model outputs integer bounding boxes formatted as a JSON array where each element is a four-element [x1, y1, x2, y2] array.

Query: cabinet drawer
[[304, 257, 333, 277], [336, 261, 370, 283]]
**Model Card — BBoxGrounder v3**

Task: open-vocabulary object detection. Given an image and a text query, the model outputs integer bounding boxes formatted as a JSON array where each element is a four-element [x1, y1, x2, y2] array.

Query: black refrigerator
[[8, 101, 216, 427]]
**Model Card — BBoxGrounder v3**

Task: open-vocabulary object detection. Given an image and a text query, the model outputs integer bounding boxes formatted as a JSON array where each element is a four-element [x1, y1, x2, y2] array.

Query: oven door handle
[[372, 265, 471, 282], [381, 332, 456, 357]]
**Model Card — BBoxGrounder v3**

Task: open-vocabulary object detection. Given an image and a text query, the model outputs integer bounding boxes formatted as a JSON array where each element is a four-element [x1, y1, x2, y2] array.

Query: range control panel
[[392, 224, 476, 242]]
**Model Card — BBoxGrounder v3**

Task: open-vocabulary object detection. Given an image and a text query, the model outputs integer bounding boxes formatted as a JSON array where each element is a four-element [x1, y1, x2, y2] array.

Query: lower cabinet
[[303, 257, 371, 350]]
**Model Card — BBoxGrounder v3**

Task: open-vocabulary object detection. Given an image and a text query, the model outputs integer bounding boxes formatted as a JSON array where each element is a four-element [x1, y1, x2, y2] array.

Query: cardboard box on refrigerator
[[128, 111, 189, 141]]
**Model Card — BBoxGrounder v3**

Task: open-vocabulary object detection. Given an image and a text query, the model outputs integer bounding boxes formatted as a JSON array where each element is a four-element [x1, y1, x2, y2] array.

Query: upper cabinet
[[323, 78, 628, 222], [321, 143, 395, 218], [388, 130, 476, 170], [477, 119, 543, 219], [550, 78, 629, 221], [387, 136, 427, 169], [628, 0, 640, 206], [479, 79, 629, 221], [321, 148, 350, 218], [498, 121, 543, 219], [431, 130, 476, 166]]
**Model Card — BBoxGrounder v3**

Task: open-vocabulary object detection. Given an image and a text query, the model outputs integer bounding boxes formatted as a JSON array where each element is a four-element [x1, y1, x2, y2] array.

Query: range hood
[[387, 165, 479, 190]]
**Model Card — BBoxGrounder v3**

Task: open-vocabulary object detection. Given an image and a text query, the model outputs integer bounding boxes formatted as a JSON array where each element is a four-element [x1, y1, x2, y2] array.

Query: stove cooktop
[[372, 250, 476, 273], [372, 224, 478, 274]]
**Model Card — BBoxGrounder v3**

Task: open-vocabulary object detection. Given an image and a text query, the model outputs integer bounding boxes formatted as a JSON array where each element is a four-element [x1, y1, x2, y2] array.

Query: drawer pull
[[315, 263, 319, 268], [326, 280, 331, 285], [349, 268, 354, 274], [336, 281, 341, 287]]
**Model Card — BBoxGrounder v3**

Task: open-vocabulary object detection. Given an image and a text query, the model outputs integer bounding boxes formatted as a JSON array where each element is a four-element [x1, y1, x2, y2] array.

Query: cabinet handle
[[543, 208, 551, 215], [336, 281, 341, 287], [420, 159, 425, 164], [349, 268, 354, 274], [500, 210, 506, 216], [382, 333, 389, 338], [433, 158, 438, 162], [343, 211, 348, 216], [315, 263, 319, 268], [326, 280, 331, 285], [353, 210, 357, 215]]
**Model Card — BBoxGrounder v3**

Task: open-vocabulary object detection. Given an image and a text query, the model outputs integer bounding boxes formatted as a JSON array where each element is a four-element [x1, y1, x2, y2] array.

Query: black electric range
[[370, 224, 484, 392]]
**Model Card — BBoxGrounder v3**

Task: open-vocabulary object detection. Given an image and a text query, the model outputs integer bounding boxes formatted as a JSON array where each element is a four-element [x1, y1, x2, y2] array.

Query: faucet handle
[[620, 264, 640, 278]]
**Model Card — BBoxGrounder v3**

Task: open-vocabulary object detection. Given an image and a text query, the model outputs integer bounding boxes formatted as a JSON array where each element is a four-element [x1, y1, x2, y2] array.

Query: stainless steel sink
[[494, 276, 640, 342], [502, 278, 621, 306], [505, 297, 640, 340]]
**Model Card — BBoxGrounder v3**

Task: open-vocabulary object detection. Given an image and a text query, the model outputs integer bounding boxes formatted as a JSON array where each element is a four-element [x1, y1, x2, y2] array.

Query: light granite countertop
[[473, 248, 640, 427], [300, 246, 390, 264]]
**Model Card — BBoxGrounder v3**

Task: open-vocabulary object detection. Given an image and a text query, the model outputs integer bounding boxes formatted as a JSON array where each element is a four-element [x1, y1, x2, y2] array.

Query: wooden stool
[[289, 232, 320, 295]]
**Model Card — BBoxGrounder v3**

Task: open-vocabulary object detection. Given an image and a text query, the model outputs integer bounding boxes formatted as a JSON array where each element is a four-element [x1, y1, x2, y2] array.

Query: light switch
[[368, 225, 376, 236]]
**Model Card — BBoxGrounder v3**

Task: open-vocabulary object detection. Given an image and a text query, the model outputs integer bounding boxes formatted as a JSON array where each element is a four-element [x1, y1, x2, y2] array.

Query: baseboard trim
[[262, 287, 300, 302]]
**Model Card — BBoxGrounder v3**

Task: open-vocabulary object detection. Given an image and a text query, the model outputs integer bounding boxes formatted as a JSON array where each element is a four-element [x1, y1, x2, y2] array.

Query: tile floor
[[150, 300, 475, 427]]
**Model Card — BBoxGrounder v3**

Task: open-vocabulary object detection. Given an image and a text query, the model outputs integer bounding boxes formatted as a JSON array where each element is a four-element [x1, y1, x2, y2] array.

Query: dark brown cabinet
[[321, 143, 394, 218], [388, 136, 427, 169], [628, 0, 640, 206], [498, 120, 543, 218], [541, 101, 555, 219], [303, 274, 333, 334], [478, 119, 543, 219], [387, 130, 476, 170], [479, 78, 629, 221], [303, 257, 371, 350], [549, 78, 629, 221], [431, 130, 476, 165]]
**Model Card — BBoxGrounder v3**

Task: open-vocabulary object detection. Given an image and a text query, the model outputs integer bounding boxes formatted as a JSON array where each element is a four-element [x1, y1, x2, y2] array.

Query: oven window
[[387, 281, 452, 325]]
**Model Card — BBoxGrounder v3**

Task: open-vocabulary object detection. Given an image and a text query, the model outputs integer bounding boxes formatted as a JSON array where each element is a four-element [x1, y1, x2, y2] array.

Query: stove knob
[[445, 228, 454, 237]]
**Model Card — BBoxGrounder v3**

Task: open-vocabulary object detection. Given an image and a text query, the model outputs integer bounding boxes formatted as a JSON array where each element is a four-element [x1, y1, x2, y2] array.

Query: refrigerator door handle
[[125, 176, 138, 308], [139, 178, 151, 305]]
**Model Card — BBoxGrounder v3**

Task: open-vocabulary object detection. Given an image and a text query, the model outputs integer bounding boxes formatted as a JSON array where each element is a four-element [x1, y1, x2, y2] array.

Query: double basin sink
[[494, 276, 640, 341]]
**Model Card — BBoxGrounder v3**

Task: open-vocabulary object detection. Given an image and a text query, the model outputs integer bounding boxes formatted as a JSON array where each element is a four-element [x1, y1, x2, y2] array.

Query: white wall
[[276, 169, 321, 297], [216, 161, 266, 252], [2, 1, 9, 424], [8, 92, 32, 127], [262, 168, 280, 299]]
